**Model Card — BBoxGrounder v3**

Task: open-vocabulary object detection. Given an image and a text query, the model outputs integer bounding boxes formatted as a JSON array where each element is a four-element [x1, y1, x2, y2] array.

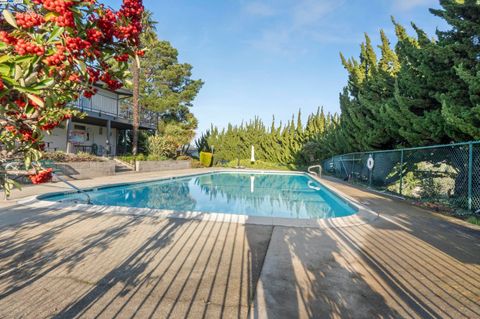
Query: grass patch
[[466, 216, 480, 226]]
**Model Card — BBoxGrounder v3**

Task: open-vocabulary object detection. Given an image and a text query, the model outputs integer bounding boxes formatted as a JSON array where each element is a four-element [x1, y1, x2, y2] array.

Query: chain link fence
[[322, 141, 480, 212]]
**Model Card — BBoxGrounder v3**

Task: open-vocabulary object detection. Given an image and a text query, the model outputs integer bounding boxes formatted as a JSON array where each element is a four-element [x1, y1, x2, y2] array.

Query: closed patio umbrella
[[251, 145, 255, 164]]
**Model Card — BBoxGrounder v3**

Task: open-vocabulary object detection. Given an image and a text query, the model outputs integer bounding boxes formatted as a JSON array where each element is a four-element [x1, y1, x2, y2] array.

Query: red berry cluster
[[68, 73, 81, 83], [116, 23, 141, 40], [40, 120, 59, 131], [83, 87, 98, 98], [15, 99, 27, 108], [0, 77, 4, 91], [86, 67, 100, 83], [117, 0, 143, 44], [42, 0, 73, 14], [5, 125, 16, 133], [86, 28, 103, 43], [101, 72, 122, 91], [0, 31, 17, 45], [53, 12, 75, 27], [19, 127, 35, 142], [114, 53, 129, 62], [95, 9, 116, 41], [136, 50, 145, 57], [14, 39, 45, 56], [66, 37, 91, 52], [119, 0, 144, 18], [30, 168, 53, 184], [15, 12, 45, 28], [42, 0, 75, 27], [45, 45, 66, 65]]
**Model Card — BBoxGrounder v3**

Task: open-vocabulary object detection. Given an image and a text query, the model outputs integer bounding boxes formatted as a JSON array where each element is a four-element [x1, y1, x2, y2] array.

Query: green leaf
[[31, 149, 41, 161], [77, 60, 87, 72], [0, 55, 11, 63], [14, 64, 22, 81], [2, 10, 17, 28], [69, 6, 81, 15], [26, 93, 45, 107], [47, 26, 64, 44], [0, 75, 14, 85], [24, 72, 38, 85], [15, 55, 36, 64], [38, 79, 55, 89], [44, 12, 57, 21], [14, 86, 40, 94], [25, 155, 32, 170]]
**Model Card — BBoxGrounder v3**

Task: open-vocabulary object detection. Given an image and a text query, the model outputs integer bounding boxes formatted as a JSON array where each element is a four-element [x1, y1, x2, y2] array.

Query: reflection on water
[[45, 173, 356, 219], [192, 173, 355, 219]]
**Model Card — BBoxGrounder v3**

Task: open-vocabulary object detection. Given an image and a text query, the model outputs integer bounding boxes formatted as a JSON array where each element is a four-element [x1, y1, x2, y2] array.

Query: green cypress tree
[[357, 30, 401, 149], [384, 20, 451, 146], [432, 0, 480, 140], [338, 34, 384, 152]]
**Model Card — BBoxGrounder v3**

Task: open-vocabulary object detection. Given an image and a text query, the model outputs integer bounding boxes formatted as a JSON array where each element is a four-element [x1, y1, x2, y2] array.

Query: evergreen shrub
[[199, 152, 213, 167]]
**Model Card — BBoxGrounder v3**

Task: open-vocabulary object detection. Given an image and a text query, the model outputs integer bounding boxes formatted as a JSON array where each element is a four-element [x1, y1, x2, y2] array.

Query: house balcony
[[70, 87, 159, 131]]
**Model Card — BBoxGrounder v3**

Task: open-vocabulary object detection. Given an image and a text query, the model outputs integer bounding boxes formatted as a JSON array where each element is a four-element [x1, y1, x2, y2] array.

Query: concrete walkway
[[0, 170, 479, 318]]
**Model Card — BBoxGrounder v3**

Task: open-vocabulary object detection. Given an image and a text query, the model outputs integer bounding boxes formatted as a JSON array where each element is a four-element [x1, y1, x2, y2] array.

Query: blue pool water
[[41, 172, 357, 219]]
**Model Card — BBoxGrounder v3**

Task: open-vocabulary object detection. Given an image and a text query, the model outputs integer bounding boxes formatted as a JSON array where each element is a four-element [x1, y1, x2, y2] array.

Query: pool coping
[[18, 169, 380, 229]]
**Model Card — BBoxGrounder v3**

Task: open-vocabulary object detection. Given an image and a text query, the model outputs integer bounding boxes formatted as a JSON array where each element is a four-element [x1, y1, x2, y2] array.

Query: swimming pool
[[40, 172, 357, 220]]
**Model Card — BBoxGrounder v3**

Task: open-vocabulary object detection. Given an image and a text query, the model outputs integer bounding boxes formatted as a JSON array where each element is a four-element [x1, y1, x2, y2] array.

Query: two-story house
[[44, 85, 158, 156]]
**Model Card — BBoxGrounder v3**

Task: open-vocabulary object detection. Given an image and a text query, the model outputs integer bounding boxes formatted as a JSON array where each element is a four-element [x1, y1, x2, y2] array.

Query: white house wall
[[44, 122, 117, 156]]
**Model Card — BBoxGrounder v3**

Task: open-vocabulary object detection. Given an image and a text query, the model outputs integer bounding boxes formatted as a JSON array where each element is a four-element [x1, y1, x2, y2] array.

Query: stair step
[[114, 160, 134, 173]]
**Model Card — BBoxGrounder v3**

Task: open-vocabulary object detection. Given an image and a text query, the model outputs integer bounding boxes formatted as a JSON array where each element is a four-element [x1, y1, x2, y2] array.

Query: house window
[[72, 125, 89, 141], [99, 127, 103, 135]]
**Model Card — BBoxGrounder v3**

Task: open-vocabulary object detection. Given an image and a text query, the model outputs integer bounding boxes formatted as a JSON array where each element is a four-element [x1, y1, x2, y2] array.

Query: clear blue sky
[[106, 0, 446, 136]]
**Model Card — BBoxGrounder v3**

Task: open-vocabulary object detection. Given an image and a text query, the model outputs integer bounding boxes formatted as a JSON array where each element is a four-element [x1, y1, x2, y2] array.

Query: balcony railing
[[70, 92, 159, 129], [119, 100, 159, 129]]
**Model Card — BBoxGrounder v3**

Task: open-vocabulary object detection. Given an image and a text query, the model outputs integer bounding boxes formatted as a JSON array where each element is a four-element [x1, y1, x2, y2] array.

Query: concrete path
[[0, 171, 479, 318], [252, 178, 480, 319], [0, 204, 272, 318]]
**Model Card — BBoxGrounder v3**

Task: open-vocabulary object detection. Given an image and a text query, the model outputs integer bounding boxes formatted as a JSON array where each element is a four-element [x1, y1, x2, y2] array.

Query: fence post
[[399, 149, 404, 196], [351, 154, 356, 182], [468, 142, 473, 211], [369, 153, 373, 188]]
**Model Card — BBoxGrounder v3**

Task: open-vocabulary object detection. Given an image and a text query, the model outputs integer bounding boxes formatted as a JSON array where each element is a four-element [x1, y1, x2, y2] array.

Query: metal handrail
[[308, 165, 322, 178], [52, 173, 91, 204], [307, 180, 321, 191]]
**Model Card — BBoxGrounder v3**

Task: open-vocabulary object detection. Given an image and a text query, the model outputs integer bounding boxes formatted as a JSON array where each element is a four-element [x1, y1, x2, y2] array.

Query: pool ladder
[[53, 173, 92, 204], [308, 165, 322, 178]]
